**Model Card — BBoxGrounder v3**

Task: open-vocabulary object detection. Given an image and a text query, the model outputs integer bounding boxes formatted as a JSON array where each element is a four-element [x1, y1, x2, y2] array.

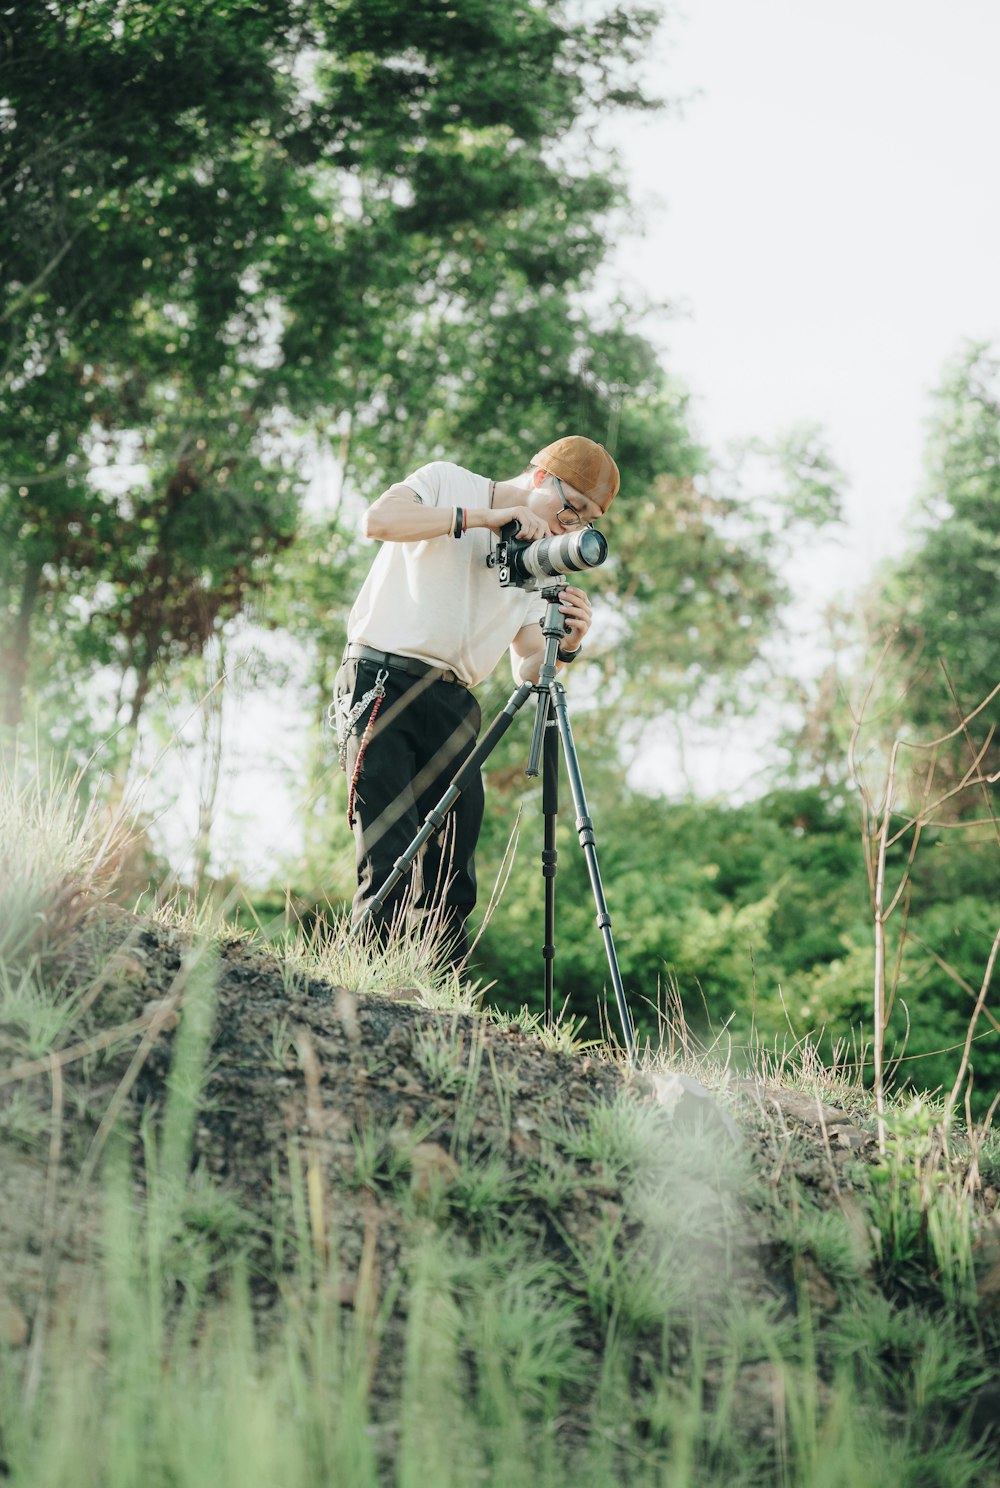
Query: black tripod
[[352, 583, 638, 1063]]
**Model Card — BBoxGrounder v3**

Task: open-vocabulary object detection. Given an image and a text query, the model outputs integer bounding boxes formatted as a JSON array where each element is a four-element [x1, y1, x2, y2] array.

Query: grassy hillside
[[1, 767, 999, 1486]]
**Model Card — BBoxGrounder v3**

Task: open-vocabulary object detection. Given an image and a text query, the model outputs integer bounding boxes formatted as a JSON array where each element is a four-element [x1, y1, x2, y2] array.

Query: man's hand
[[557, 585, 592, 654], [477, 504, 550, 541], [509, 585, 593, 682]]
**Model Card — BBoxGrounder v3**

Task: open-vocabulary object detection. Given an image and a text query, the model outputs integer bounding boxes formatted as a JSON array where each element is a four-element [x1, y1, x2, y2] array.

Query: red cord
[[347, 691, 384, 829]]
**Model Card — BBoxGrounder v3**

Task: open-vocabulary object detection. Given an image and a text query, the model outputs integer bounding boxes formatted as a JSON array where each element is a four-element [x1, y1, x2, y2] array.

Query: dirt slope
[[2, 904, 999, 1476]]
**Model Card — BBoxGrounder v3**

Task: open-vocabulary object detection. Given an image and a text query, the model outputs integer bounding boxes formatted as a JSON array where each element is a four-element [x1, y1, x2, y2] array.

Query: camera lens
[[514, 527, 609, 583]]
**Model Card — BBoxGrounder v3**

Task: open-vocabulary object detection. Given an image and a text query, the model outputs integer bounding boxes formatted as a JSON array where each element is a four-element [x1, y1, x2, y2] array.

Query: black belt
[[343, 643, 466, 687]]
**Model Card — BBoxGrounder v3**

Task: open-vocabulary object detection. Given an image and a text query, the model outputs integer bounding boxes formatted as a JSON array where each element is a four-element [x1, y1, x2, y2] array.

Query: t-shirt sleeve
[[400, 462, 451, 508]]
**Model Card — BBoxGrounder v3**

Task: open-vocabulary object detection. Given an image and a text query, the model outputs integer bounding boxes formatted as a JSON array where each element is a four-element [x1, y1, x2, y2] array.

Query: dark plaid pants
[[334, 656, 484, 965]]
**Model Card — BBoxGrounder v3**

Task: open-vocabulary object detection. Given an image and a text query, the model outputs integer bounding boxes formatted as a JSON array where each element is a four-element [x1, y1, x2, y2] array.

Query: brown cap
[[531, 436, 620, 513]]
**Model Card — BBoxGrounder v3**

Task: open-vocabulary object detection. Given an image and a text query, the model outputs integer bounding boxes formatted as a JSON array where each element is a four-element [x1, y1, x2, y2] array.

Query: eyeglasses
[[552, 477, 594, 531]]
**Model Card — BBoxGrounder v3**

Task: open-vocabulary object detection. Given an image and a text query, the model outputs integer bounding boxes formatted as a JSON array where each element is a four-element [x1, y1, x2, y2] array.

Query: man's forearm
[[363, 486, 523, 543], [364, 487, 456, 542], [512, 646, 572, 685]]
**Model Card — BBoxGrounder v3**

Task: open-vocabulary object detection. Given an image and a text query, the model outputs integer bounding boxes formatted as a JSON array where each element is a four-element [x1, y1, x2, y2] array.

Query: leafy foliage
[[466, 779, 1000, 1109], [1, 0, 664, 741], [874, 342, 1000, 781]]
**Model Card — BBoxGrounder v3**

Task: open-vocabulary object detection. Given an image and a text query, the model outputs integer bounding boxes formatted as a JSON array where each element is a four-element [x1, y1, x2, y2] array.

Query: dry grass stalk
[[849, 646, 1000, 1152]]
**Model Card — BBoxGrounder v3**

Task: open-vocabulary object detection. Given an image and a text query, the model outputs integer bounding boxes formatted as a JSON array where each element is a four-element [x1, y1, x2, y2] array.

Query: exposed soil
[[2, 904, 999, 1476]]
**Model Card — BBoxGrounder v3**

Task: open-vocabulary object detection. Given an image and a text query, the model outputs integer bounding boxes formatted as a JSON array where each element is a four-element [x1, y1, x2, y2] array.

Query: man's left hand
[[558, 586, 592, 655]]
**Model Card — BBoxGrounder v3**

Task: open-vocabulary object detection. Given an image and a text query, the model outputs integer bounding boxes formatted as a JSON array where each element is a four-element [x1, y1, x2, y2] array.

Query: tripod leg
[[549, 681, 638, 1062], [541, 706, 559, 1031], [352, 681, 536, 939]]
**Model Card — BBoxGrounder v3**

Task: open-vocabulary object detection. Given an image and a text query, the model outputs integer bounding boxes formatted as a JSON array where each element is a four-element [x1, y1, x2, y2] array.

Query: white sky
[[610, 0, 1000, 592]]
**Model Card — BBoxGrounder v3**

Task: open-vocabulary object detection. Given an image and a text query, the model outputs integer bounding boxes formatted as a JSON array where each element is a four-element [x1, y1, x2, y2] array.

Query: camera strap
[[330, 668, 389, 827]]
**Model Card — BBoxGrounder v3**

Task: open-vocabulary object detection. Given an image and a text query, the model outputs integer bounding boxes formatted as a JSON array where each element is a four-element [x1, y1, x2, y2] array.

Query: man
[[333, 434, 620, 965]]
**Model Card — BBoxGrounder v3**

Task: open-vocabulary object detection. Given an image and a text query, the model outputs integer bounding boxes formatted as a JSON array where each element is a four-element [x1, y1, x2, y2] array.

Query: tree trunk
[[105, 655, 153, 807], [195, 637, 226, 899], [1, 559, 42, 731]]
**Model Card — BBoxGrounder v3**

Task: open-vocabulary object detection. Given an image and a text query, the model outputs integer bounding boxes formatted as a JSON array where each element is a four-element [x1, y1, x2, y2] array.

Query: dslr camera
[[488, 521, 609, 590]]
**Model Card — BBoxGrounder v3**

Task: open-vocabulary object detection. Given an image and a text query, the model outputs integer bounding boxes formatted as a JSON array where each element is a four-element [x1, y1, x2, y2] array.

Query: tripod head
[[524, 583, 578, 778], [536, 583, 571, 666]]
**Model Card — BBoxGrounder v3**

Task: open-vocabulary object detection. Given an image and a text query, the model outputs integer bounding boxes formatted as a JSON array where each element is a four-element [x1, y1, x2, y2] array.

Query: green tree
[[876, 342, 1000, 777], [1, 0, 313, 733], [2, 0, 664, 743]]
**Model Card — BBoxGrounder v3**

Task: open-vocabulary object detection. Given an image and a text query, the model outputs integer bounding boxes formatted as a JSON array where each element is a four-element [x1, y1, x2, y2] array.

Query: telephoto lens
[[496, 526, 608, 588]]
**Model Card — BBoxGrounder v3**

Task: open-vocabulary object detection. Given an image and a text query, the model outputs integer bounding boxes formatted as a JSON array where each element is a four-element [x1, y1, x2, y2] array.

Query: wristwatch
[[557, 645, 580, 663]]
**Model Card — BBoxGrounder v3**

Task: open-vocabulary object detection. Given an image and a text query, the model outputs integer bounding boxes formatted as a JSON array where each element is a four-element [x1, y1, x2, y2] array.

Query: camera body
[[489, 521, 609, 590]]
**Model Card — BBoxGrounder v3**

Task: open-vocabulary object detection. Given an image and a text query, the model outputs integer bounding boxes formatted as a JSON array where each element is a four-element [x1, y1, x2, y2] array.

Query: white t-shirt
[[347, 462, 545, 687]]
